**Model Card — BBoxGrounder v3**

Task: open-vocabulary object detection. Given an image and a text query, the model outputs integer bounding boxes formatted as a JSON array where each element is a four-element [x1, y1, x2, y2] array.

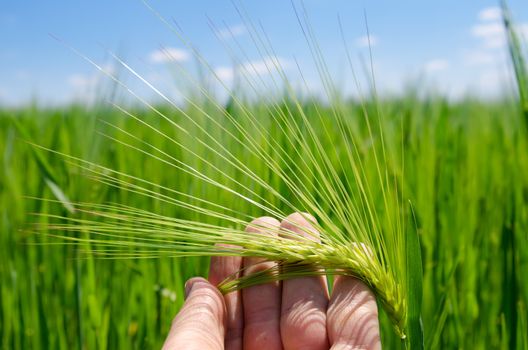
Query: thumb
[[162, 277, 226, 350]]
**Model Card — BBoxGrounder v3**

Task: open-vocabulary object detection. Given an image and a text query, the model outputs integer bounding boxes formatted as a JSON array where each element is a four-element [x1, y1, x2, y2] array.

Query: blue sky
[[1, 0, 527, 106]]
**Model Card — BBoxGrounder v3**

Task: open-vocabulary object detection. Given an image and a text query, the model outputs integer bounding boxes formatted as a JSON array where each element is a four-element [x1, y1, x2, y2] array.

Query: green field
[[1, 94, 527, 348], [2, 4, 528, 350]]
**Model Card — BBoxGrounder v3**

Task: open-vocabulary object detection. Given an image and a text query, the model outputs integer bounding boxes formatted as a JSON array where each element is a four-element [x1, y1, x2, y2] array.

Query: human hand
[[162, 213, 381, 350]]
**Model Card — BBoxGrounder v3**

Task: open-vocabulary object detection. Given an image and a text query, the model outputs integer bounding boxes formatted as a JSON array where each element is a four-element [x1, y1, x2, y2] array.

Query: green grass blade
[[10, 117, 75, 214], [502, 0, 528, 128], [406, 202, 424, 349]]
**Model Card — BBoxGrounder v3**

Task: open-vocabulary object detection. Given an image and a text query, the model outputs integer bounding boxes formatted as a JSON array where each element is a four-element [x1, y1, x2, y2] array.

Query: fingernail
[[184, 280, 196, 299]]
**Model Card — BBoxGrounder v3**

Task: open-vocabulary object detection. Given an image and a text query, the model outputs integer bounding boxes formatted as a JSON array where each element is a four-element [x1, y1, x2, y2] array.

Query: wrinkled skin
[[162, 213, 381, 350]]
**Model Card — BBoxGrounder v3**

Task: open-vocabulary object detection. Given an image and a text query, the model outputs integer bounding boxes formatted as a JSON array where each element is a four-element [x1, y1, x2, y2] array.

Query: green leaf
[[406, 202, 424, 349], [501, 0, 528, 128], [10, 116, 75, 214]]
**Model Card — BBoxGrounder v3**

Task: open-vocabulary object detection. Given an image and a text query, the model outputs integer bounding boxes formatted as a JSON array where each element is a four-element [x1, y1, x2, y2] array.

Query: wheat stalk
[[35, 1, 420, 344]]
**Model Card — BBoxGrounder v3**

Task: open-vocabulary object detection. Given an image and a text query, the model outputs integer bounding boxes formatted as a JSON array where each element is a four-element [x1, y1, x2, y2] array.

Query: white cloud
[[213, 56, 292, 83], [479, 71, 500, 86], [355, 34, 378, 48], [424, 59, 449, 73], [67, 64, 116, 103], [463, 7, 509, 67], [478, 6, 502, 22], [465, 7, 528, 68], [477, 70, 510, 96], [471, 22, 504, 38], [464, 50, 498, 65], [144, 72, 164, 84], [99, 64, 115, 75], [216, 24, 246, 40], [518, 23, 528, 39], [471, 22, 505, 49], [470, 8, 528, 50], [214, 67, 234, 81], [241, 56, 291, 75], [67, 63, 115, 90], [68, 73, 97, 90], [149, 47, 189, 64]]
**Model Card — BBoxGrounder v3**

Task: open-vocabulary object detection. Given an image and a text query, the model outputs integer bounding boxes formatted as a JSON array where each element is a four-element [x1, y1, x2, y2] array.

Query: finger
[[242, 216, 282, 350], [162, 278, 226, 350], [209, 246, 244, 350], [280, 212, 329, 350], [327, 276, 381, 350]]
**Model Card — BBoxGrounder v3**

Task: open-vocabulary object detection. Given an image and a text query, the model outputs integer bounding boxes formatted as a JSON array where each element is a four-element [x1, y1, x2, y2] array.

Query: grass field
[[1, 3, 528, 350], [1, 95, 527, 349]]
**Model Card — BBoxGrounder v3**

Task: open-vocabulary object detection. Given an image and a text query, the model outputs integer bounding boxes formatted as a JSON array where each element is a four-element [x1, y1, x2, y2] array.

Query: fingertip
[[163, 278, 226, 350], [285, 212, 318, 225], [299, 211, 318, 224], [184, 277, 225, 307], [280, 212, 320, 242], [327, 277, 380, 349], [245, 216, 281, 235], [184, 277, 208, 298], [182, 278, 226, 327]]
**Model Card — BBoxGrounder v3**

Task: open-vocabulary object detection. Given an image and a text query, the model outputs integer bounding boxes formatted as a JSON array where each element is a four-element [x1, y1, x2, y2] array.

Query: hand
[[162, 213, 381, 350]]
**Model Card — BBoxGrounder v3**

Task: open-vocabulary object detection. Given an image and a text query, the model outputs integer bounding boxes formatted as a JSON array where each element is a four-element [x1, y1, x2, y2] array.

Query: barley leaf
[[406, 202, 423, 349]]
